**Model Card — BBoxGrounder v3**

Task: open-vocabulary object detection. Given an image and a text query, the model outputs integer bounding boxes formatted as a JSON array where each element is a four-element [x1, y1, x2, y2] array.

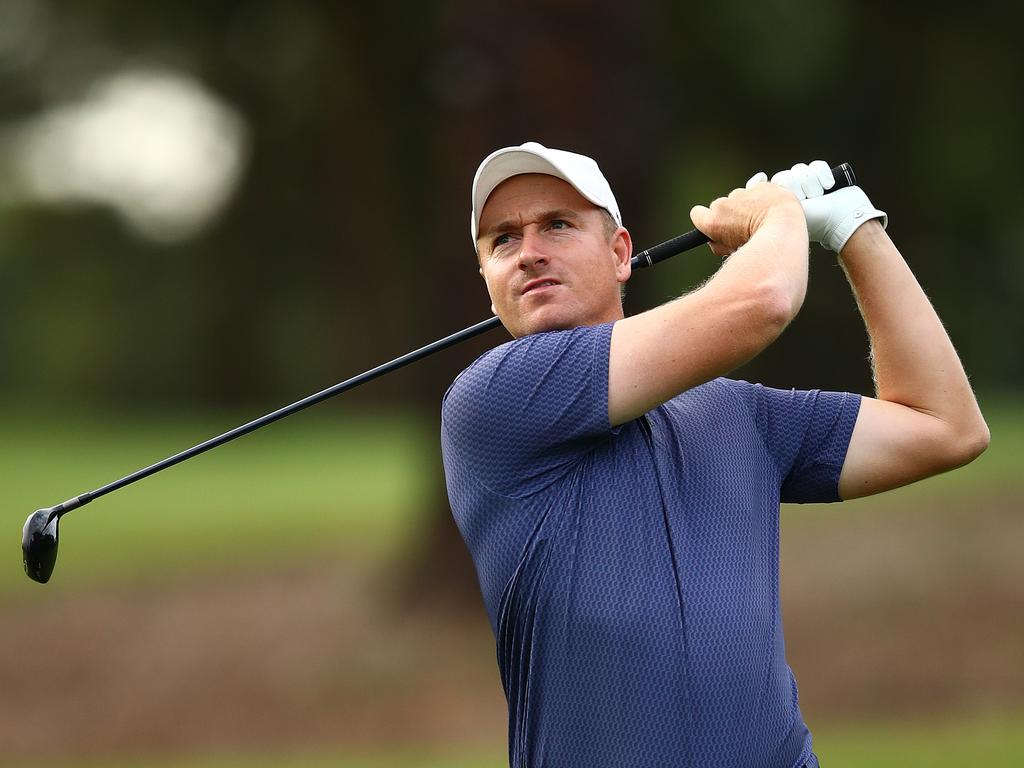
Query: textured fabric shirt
[[440, 321, 861, 768]]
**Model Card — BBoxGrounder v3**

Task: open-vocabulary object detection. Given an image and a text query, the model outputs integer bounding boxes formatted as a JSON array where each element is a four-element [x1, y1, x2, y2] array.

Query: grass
[[3, 393, 1020, 596], [11, 712, 1024, 767], [3, 398, 1021, 765], [813, 712, 1024, 767], [6, 754, 501, 768], [16, 752, 506, 768], [1, 404, 437, 596]]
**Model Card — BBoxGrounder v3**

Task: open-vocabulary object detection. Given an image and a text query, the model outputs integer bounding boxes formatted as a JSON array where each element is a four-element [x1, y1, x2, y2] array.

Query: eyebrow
[[477, 208, 584, 242]]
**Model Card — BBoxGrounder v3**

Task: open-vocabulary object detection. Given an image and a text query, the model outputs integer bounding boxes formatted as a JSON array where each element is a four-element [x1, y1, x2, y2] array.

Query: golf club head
[[22, 508, 59, 584]]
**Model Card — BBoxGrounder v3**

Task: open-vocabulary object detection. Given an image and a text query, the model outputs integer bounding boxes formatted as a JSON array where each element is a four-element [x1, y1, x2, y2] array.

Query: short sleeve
[[742, 382, 862, 503], [441, 322, 615, 497]]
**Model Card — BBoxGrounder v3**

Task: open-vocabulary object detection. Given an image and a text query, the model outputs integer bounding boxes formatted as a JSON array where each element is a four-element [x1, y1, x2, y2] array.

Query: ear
[[611, 227, 633, 285], [477, 264, 496, 315]]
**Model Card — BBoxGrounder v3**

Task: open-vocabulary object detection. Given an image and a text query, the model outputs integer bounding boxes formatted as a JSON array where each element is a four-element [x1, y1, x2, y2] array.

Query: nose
[[517, 228, 549, 271]]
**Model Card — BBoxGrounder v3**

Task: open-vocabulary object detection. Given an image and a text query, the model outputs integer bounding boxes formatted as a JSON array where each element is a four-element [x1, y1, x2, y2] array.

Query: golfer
[[440, 142, 988, 768]]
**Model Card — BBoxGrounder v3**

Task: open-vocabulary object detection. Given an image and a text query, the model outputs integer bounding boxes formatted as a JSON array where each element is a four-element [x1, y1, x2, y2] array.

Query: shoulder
[[443, 339, 514, 405], [440, 323, 619, 496], [443, 323, 614, 409]]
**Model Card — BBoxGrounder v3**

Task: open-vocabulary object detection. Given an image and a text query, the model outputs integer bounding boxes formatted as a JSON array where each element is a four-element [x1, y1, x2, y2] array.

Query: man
[[440, 142, 988, 768]]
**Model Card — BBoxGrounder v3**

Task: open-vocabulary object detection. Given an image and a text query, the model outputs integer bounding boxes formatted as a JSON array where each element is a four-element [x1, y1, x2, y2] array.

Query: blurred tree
[[1, 0, 1020, 608]]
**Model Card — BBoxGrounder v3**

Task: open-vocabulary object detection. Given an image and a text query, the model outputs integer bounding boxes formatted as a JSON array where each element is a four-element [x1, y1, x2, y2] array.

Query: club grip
[[631, 162, 856, 270]]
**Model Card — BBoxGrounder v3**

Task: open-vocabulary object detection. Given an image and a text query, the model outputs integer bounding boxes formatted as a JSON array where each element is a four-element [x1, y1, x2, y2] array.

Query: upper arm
[[741, 382, 861, 503], [838, 397, 989, 500]]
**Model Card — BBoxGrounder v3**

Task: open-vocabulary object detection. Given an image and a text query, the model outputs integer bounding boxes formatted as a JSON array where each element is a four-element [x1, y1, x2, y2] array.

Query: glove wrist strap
[[827, 207, 887, 253]]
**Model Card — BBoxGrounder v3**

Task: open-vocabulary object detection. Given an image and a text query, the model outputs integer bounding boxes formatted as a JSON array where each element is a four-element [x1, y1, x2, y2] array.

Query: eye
[[487, 232, 517, 257], [549, 219, 570, 230]]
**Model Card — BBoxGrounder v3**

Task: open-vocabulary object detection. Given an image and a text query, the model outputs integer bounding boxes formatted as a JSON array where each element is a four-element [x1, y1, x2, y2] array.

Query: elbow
[[961, 418, 991, 463], [755, 278, 804, 340], [940, 417, 990, 469]]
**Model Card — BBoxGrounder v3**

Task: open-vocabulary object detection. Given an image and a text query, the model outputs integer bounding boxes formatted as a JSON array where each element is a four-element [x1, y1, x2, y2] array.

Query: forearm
[[709, 206, 809, 315], [839, 221, 987, 439], [609, 204, 807, 425]]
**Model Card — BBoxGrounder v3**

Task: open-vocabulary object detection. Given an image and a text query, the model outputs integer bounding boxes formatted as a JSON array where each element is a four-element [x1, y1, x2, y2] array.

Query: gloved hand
[[746, 161, 887, 253]]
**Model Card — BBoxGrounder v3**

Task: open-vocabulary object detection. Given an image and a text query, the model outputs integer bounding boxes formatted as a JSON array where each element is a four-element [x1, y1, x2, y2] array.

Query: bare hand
[[690, 183, 805, 258]]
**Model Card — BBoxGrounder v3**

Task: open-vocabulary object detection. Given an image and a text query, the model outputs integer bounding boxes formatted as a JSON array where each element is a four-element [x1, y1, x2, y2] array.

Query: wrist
[[838, 219, 888, 258], [760, 198, 807, 232]]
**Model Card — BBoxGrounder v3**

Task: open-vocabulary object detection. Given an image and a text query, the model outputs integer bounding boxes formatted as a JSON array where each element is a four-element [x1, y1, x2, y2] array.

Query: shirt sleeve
[[441, 322, 615, 497], [741, 381, 862, 503]]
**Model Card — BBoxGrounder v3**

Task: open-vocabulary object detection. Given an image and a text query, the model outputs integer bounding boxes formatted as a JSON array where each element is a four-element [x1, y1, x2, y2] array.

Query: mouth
[[522, 278, 561, 295]]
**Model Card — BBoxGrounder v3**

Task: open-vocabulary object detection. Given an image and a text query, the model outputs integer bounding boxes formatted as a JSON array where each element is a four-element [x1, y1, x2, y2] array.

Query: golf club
[[21, 163, 856, 583]]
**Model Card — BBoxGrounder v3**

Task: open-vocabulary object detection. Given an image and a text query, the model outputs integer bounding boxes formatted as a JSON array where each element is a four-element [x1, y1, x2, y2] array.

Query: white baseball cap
[[470, 141, 622, 246]]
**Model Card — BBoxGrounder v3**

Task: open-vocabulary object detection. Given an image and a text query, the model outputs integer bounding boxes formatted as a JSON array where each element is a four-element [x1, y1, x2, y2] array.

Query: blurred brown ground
[[2, 499, 1021, 762]]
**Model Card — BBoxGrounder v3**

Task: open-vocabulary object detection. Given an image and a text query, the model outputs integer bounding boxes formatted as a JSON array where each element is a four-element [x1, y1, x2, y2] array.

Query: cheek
[[480, 266, 509, 303], [586, 255, 617, 288]]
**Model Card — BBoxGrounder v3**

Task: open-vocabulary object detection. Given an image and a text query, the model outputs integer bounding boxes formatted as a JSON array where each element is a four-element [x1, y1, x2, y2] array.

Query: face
[[476, 174, 632, 338]]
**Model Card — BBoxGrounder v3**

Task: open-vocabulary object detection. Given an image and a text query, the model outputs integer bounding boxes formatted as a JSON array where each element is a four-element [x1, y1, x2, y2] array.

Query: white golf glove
[[746, 160, 887, 253]]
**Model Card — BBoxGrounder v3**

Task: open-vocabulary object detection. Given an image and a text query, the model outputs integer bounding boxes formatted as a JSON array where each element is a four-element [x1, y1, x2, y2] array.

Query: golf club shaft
[[47, 313, 504, 520], [47, 162, 856, 521]]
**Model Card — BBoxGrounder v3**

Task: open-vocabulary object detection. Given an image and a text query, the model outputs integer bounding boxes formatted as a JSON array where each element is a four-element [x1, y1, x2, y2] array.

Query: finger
[[792, 162, 824, 198], [689, 204, 712, 233], [809, 159, 835, 191], [770, 169, 805, 199], [708, 241, 731, 258], [745, 171, 768, 189]]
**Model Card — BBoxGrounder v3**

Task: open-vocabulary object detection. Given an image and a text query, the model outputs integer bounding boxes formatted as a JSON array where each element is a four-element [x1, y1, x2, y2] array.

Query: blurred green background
[[1, 0, 1020, 766]]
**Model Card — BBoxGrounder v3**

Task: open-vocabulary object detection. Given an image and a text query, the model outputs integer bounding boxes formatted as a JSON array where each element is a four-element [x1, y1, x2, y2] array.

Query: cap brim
[[472, 148, 609, 242]]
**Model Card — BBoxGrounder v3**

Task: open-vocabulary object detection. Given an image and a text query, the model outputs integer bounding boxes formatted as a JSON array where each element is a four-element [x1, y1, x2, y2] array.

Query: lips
[[522, 278, 561, 295]]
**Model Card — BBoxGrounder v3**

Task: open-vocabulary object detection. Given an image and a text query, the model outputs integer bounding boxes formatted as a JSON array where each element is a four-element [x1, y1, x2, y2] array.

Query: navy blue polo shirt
[[440, 321, 860, 768]]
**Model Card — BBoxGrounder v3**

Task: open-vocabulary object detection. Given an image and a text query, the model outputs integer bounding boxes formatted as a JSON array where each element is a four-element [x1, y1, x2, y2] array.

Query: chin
[[518, 308, 586, 337]]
